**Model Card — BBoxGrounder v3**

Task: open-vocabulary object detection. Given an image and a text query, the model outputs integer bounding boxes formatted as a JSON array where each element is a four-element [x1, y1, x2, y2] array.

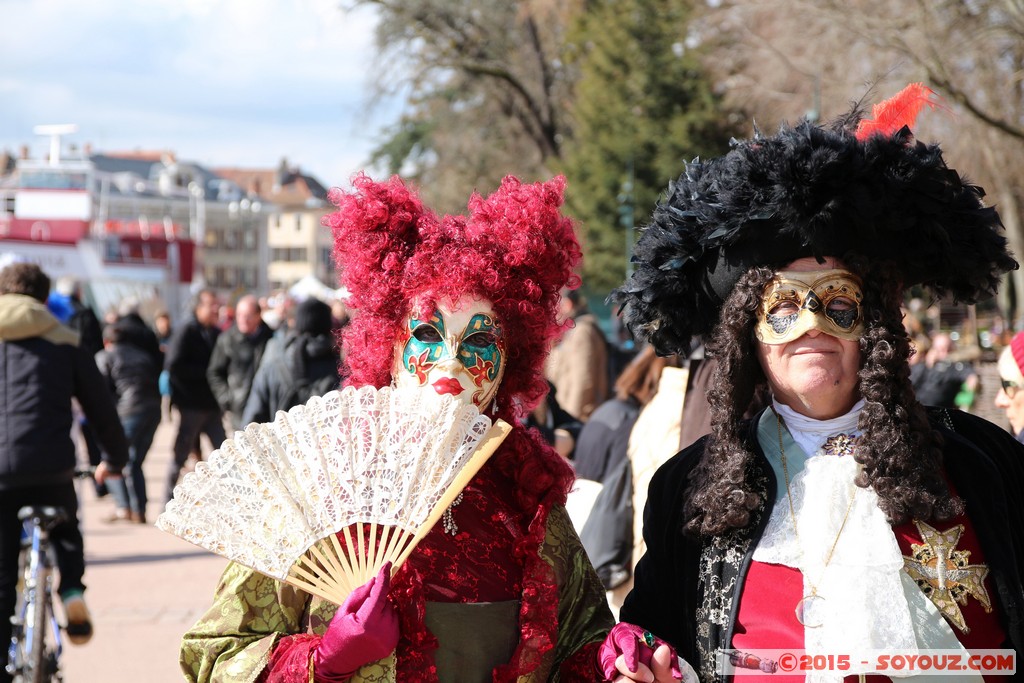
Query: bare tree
[[351, 0, 579, 210], [696, 0, 1024, 323]]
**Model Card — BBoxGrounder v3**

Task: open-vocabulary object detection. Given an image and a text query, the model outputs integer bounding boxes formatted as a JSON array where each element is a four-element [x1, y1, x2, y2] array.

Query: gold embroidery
[[350, 651, 397, 682], [903, 520, 992, 633], [822, 433, 858, 456]]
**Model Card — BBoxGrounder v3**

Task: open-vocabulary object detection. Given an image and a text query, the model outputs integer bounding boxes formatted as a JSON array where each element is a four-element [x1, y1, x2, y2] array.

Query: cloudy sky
[[0, 0, 397, 189]]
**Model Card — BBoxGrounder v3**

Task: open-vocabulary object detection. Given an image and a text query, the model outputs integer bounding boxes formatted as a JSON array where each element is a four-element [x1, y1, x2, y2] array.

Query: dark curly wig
[[325, 173, 582, 512], [685, 256, 963, 536]]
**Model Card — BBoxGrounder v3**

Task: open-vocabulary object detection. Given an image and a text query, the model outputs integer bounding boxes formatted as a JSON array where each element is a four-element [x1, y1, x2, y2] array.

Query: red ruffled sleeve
[[259, 633, 319, 683]]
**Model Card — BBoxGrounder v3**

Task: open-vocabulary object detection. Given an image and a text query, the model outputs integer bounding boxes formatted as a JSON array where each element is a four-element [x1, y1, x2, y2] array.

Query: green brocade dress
[[180, 504, 612, 682]]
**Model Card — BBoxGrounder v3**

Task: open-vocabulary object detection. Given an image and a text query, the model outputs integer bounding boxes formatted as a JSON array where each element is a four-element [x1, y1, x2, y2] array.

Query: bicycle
[[5, 505, 67, 683], [5, 466, 98, 683]]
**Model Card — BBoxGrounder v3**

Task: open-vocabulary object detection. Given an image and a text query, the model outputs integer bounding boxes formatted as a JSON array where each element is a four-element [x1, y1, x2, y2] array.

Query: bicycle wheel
[[6, 595, 38, 683], [7, 544, 30, 683], [17, 570, 50, 683]]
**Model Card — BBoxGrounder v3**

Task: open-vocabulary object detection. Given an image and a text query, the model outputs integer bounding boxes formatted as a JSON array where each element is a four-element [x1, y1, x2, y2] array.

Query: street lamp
[[229, 197, 264, 292], [617, 159, 636, 280], [187, 181, 207, 296]]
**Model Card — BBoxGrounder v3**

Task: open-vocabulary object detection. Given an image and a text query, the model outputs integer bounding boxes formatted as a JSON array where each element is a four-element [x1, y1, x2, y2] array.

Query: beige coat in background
[[544, 312, 609, 421]]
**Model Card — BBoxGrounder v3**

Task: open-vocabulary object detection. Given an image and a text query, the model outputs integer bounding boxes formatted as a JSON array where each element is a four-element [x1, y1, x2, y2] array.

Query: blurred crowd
[[50, 276, 349, 526], [0, 260, 350, 667]]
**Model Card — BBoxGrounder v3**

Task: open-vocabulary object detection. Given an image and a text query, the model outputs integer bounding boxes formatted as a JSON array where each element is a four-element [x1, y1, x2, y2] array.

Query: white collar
[[772, 397, 864, 459]]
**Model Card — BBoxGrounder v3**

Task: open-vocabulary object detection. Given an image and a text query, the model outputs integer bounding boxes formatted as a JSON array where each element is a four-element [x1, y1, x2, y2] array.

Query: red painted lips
[[432, 378, 464, 396]]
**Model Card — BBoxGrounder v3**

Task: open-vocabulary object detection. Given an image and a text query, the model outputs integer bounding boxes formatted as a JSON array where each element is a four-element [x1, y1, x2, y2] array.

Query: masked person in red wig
[[180, 175, 613, 682]]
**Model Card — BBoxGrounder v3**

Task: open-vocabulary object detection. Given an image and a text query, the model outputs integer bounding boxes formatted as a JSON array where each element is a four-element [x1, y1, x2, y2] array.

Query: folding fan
[[157, 385, 511, 605]]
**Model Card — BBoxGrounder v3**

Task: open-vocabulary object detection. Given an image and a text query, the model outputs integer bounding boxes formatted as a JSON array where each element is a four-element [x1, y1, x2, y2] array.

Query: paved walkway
[[60, 413, 229, 682]]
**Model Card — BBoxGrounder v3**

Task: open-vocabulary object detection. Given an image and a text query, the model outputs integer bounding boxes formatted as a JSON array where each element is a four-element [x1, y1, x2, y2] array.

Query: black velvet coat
[[620, 407, 1024, 682]]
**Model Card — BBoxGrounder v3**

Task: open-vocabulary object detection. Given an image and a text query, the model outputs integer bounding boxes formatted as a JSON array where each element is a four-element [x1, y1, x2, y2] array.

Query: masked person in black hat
[[597, 84, 1024, 682]]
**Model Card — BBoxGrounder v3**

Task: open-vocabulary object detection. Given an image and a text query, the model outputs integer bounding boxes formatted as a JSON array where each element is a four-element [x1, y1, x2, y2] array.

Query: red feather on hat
[[855, 82, 938, 141]]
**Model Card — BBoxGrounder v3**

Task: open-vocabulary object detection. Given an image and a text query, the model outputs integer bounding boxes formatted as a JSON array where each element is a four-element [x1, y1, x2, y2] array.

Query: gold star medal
[[903, 520, 993, 633]]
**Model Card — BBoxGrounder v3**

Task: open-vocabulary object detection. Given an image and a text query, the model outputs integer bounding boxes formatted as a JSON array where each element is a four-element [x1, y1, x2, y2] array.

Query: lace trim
[[695, 463, 769, 682]]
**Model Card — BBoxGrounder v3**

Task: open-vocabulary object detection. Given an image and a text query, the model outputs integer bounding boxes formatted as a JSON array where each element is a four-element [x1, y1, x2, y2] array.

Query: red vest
[[731, 502, 1005, 682]]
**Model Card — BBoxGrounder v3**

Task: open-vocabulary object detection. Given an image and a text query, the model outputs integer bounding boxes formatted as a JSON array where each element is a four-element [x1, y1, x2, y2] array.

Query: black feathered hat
[[611, 84, 1018, 356]]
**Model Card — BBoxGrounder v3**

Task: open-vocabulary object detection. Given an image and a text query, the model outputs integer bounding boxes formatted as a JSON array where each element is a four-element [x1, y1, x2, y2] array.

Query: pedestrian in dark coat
[[47, 276, 108, 495], [95, 317, 163, 524], [164, 288, 225, 503], [207, 294, 274, 430], [114, 298, 163, 367], [241, 297, 341, 425]]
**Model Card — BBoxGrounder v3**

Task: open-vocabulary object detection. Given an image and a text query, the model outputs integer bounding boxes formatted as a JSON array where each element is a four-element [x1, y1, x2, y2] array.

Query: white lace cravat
[[752, 406, 979, 682]]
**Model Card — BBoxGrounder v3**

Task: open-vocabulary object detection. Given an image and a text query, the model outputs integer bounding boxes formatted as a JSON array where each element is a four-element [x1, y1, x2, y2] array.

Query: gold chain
[[774, 407, 857, 600]]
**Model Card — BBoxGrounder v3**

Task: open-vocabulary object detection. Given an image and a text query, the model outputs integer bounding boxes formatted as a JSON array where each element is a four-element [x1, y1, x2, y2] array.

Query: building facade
[[1, 130, 334, 320], [213, 160, 333, 294]]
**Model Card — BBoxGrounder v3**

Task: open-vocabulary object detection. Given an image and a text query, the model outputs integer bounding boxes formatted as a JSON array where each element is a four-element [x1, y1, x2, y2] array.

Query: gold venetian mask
[[755, 269, 865, 345]]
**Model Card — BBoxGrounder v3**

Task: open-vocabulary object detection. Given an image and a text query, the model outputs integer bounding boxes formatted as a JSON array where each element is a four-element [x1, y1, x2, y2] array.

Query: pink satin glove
[[313, 563, 400, 682], [598, 622, 682, 682]]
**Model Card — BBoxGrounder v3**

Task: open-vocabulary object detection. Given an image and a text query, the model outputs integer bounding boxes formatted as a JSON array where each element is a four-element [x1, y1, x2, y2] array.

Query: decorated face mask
[[392, 295, 505, 409], [755, 269, 865, 345]]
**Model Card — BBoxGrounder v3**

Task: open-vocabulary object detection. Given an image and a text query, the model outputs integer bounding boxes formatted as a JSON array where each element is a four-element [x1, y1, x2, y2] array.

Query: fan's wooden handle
[[391, 419, 513, 569]]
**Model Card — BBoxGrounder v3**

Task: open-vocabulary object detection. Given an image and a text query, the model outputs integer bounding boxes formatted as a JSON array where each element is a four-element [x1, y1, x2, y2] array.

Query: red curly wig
[[325, 173, 582, 510]]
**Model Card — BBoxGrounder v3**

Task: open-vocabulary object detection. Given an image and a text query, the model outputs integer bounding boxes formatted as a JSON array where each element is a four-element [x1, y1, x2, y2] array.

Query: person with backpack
[[94, 314, 162, 524], [241, 296, 342, 425], [47, 276, 108, 498]]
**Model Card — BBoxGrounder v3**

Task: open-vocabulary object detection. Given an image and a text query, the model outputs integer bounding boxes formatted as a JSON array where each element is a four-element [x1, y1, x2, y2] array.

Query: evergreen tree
[[557, 0, 742, 294], [358, 0, 573, 212]]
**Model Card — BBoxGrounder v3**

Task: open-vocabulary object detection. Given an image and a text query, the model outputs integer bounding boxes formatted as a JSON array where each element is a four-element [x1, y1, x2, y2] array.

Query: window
[[19, 170, 88, 190], [269, 247, 308, 262]]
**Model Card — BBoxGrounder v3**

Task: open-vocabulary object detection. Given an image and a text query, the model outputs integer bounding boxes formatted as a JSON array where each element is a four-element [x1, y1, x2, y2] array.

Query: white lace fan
[[157, 385, 511, 606]]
